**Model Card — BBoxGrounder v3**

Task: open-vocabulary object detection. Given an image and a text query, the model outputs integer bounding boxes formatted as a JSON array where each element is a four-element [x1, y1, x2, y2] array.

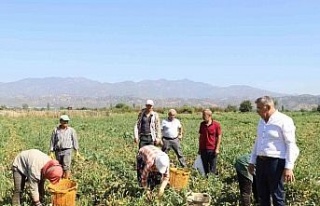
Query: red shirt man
[[198, 109, 222, 176]]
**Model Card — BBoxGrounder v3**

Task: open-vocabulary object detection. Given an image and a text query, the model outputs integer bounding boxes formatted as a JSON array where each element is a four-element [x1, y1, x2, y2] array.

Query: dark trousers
[[256, 157, 285, 206], [12, 166, 45, 206], [139, 134, 154, 149], [200, 149, 218, 176], [237, 171, 258, 206], [12, 166, 26, 205], [162, 137, 186, 167]]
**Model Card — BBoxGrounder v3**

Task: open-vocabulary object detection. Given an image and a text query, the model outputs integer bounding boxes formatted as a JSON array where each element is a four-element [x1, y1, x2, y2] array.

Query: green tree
[[225, 105, 237, 112], [22, 103, 29, 110], [317, 104, 320, 112], [115, 103, 129, 109], [239, 100, 252, 112]]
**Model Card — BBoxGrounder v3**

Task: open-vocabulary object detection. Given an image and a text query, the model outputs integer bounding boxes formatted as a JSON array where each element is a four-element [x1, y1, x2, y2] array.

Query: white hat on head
[[60, 115, 70, 121], [155, 152, 169, 174], [146, 99, 154, 106]]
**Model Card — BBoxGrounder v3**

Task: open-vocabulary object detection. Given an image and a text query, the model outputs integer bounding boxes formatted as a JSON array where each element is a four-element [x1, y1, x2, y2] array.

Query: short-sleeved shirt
[[199, 120, 221, 151], [161, 118, 181, 138]]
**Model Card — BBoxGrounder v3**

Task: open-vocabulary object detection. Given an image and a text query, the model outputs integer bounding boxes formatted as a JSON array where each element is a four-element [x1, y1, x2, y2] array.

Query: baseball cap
[[60, 115, 70, 121], [155, 152, 169, 174], [146, 99, 154, 106]]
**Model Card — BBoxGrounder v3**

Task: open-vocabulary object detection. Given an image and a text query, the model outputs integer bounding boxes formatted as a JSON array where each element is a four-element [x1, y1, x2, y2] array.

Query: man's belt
[[257, 156, 278, 161], [162, 136, 177, 140]]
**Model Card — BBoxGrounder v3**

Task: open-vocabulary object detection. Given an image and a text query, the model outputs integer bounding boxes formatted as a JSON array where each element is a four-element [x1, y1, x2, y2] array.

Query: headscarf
[[41, 160, 63, 184]]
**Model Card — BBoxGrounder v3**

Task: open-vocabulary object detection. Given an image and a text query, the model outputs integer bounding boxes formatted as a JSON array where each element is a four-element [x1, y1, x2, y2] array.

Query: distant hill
[[0, 77, 319, 110]]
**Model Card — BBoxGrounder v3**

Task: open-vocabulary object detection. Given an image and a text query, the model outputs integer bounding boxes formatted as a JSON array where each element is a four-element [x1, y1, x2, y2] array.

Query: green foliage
[[22, 103, 29, 110], [210, 106, 224, 113], [239, 100, 252, 112], [224, 105, 238, 112], [317, 104, 320, 112], [0, 112, 319, 205], [177, 105, 195, 114], [115, 103, 129, 109]]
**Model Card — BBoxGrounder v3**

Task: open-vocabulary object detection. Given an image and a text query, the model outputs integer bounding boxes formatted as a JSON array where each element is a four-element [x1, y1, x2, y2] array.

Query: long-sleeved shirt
[[235, 154, 253, 182], [134, 109, 161, 141], [138, 145, 169, 187], [249, 110, 299, 169], [50, 125, 79, 152], [12, 149, 51, 201]]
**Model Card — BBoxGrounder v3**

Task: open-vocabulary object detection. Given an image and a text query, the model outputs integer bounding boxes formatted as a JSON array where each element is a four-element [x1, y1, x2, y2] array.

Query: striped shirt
[[50, 125, 79, 151], [138, 145, 169, 187]]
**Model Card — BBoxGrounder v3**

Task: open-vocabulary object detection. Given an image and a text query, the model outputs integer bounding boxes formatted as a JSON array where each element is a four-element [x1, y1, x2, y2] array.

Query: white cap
[[60, 115, 70, 121], [155, 152, 169, 174], [146, 99, 154, 106]]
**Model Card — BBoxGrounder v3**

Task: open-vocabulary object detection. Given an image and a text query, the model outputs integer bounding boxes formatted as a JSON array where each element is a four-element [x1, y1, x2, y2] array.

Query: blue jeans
[[256, 156, 285, 206]]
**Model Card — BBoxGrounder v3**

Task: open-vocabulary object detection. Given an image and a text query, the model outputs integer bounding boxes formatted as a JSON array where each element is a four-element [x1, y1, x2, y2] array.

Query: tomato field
[[0, 111, 319, 205]]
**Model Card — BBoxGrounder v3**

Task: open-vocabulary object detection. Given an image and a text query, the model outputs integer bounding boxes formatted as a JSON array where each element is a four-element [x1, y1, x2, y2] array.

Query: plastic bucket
[[169, 167, 190, 190], [48, 179, 77, 206]]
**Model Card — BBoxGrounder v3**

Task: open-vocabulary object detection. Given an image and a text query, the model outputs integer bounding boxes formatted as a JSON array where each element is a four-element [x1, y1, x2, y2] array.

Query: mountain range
[[0, 77, 319, 110]]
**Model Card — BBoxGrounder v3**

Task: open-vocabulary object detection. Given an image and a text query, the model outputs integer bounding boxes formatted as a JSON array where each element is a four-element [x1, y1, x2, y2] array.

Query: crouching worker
[[234, 154, 258, 206], [137, 145, 170, 197], [12, 149, 63, 206]]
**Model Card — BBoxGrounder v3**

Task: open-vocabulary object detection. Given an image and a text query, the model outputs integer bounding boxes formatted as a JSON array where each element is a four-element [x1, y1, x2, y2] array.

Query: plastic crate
[[169, 167, 190, 190]]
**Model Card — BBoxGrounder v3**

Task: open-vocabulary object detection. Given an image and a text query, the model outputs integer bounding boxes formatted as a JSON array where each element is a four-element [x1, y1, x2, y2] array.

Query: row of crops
[[0, 111, 319, 205]]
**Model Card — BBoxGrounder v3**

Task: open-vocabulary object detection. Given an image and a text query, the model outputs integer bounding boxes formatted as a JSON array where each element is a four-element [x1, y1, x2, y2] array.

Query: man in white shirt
[[248, 96, 299, 206], [161, 109, 186, 167]]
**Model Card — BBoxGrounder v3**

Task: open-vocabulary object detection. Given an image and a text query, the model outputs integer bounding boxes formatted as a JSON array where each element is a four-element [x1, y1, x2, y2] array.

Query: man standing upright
[[161, 109, 186, 167], [50, 115, 80, 179], [134, 99, 161, 149], [248, 96, 299, 206], [198, 108, 222, 177]]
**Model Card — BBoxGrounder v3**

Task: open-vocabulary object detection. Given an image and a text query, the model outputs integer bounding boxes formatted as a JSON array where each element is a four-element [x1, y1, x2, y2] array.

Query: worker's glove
[[49, 152, 55, 159], [75, 151, 84, 160]]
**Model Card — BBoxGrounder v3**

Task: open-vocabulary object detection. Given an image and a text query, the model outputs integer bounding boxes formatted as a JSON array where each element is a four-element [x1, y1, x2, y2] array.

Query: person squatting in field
[[198, 108, 222, 177], [49, 115, 80, 179], [134, 99, 161, 149], [136, 145, 170, 197], [235, 154, 259, 206], [248, 96, 299, 206], [12, 149, 63, 206], [161, 108, 187, 167]]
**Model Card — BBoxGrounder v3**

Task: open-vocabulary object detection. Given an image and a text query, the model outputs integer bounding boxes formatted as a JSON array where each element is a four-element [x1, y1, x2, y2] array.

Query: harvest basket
[[48, 179, 77, 206], [186, 192, 211, 206], [169, 167, 190, 190]]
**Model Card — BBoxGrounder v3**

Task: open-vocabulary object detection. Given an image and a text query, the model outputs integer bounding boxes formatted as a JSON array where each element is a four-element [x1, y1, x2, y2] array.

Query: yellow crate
[[169, 167, 190, 190], [48, 179, 77, 206]]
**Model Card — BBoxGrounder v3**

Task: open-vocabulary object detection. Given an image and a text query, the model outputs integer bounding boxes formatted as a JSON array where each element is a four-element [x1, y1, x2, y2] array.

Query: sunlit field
[[0, 110, 319, 205]]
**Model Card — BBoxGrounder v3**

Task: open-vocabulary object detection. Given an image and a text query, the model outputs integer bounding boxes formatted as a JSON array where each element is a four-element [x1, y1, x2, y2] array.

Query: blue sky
[[0, 0, 319, 95]]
